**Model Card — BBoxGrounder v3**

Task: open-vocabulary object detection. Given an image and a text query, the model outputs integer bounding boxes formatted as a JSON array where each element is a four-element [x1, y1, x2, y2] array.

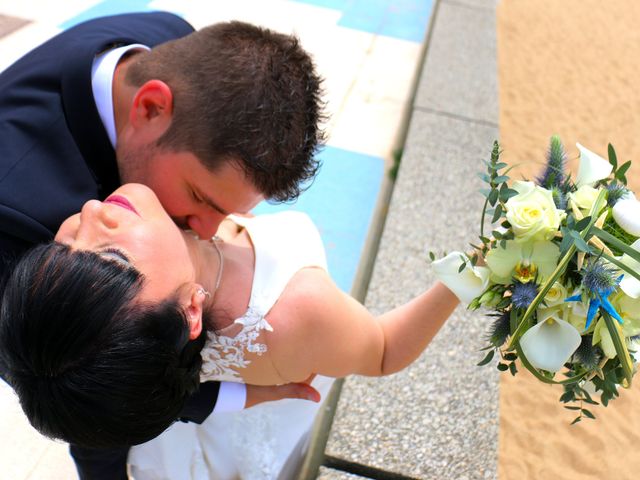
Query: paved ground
[[0, 0, 500, 478], [322, 1, 500, 478]]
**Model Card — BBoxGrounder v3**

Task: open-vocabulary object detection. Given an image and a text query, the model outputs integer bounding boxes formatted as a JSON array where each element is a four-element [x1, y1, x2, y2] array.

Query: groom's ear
[[185, 285, 206, 340], [129, 80, 174, 142]]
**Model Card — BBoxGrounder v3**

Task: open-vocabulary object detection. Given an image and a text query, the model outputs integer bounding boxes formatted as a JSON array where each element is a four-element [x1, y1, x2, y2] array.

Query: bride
[[0, 183, 459, 479]]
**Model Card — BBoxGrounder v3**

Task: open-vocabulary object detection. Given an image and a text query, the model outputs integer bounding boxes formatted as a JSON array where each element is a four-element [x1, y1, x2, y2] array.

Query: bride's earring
[[197, 288, 211, 298]]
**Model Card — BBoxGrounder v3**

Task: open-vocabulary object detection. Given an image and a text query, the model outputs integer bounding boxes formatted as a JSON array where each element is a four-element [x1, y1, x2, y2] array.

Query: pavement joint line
[[441, 0, 497, 13], [414, 105, 499, 128], [298, 2, 444, 478], [323, 455, 422, 480]]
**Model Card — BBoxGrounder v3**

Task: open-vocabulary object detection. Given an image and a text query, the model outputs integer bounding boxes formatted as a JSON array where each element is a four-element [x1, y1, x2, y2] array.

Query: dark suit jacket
[[0, 12, 219, 479]]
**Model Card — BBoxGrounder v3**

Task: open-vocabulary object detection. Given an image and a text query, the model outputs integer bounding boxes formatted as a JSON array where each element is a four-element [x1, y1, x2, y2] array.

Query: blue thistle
[[606, 183, 630, 207], [511, 281, 539, 309], [582, 259, 618, 298], [573, 335, 600, 370], [486, 312, 511, 348], [537, 135, 566, 189]]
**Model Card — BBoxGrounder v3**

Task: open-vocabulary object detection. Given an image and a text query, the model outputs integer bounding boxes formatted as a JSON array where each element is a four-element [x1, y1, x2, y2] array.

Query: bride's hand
[[245, 382, 321, 408]]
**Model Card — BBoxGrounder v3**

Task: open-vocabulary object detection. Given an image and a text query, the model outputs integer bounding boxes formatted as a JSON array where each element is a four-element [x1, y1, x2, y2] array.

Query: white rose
[[505, 181, 565, 243], [569, 185, 601, 212], [544, 281, 568, 307]]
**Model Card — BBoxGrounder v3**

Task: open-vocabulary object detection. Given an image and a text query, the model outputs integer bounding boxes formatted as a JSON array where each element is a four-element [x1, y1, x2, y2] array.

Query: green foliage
[[388, 148, 403, 180], [560, 380, 600, 424], [479, 141, 515, 239], [591, 361, 623, 407], [608, 143, 633, 185], [602, 212, 639, 256]]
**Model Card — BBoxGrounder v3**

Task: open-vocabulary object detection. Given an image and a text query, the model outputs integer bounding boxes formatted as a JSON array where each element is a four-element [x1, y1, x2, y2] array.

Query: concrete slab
[[444, 0, 499, 10], [414, 0, 498, 124], [317, 467, 362, 479], [325, 111, 500, 479]]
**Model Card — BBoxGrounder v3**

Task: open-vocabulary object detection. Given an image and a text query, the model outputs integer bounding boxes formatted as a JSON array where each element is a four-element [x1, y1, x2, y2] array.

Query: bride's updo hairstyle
[[0, 242, 206, 449]]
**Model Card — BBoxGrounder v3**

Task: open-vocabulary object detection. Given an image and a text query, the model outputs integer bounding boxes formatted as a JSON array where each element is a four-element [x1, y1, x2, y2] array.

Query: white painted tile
[[0, 0, 102, 24], [26, 444, 76, 480], [328, 95, 407, 163], [0, 380, 70, 480], [0, 21, 61, 72]]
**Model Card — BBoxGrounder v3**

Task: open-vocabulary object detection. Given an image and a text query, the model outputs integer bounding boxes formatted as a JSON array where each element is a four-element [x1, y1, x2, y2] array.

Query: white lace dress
[[128, 211, 335, 480]]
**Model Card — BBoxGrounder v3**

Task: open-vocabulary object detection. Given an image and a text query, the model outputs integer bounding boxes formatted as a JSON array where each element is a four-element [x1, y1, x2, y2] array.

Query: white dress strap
[[199, 211, 327, 383]]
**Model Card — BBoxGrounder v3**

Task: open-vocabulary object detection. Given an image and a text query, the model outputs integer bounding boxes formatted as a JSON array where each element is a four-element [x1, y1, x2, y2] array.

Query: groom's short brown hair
[[126, 21, 325, 202]]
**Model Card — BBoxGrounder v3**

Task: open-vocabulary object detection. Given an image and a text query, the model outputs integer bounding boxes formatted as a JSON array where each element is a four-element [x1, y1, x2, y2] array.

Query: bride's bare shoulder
[[266, 268, 337, 333]]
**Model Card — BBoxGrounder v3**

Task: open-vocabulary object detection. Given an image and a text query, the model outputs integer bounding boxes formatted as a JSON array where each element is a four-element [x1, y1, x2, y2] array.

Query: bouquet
[[433, 136, 640, 422]]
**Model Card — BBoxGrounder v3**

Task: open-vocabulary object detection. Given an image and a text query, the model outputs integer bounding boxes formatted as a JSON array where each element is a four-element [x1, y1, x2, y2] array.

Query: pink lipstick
[[104, 195, 140, 216]]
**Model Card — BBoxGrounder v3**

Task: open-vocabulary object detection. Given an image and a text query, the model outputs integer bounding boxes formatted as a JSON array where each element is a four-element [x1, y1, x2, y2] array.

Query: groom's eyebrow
[[200, 191, 229, 216]]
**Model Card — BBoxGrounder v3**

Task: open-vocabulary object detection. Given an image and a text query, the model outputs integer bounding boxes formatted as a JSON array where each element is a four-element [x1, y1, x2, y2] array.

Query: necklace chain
[[211, 235, 224, 297]]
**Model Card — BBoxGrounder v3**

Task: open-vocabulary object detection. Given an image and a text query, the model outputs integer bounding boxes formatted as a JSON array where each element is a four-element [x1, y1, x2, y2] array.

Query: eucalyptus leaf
[[582, 409, 596, 419], [492, 204, 503, 223], [488, 188, 499, 206], [477, 350, 495, 366], [569, 230, 591, 252], [574, 216, 592, 231], [608, 143, 618, 170], [559, 391, 575, 403], [617, 160, 631, 178]]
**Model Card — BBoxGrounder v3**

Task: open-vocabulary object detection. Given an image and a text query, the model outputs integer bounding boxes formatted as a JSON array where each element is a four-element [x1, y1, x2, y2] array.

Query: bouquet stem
[[601, 310, 634, 386]]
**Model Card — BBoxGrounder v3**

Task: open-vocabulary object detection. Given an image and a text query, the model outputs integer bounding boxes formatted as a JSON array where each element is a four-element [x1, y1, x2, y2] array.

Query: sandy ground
[[497, 1, 640, 479]]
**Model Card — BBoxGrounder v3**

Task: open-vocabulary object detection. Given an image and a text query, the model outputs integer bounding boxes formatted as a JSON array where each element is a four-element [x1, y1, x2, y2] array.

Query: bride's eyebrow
[[98, 248, 131, 266]]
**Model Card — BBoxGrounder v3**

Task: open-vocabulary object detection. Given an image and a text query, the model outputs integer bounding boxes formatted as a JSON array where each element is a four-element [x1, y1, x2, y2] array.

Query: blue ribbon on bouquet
[[565, 275, 625, 330]]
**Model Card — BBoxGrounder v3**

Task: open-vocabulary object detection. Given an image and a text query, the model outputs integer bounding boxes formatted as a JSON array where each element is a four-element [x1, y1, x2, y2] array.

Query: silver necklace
[[211, 235, 224, 297]]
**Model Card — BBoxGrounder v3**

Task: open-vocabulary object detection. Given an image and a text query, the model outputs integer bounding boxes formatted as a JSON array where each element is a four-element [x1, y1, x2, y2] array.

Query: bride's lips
[[104, 195, 140, 216]]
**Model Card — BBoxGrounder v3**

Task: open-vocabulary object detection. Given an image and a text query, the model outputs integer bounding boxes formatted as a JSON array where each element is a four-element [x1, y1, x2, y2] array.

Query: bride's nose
[[79, 199, 119, 232]]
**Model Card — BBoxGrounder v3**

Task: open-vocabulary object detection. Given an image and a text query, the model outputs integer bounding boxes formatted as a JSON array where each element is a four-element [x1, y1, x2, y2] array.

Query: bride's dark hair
[[0, 242, 206, 449]]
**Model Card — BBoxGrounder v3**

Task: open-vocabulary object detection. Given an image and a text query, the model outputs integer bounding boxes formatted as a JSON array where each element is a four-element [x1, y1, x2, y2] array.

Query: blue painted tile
[[253, 146, 384, 293], [292, 0, 433, 42], [59, 0, 184, 30]]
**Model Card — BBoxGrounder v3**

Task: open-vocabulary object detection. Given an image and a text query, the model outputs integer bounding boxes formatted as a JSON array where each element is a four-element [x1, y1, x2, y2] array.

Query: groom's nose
[[186, 212, 225, 240]]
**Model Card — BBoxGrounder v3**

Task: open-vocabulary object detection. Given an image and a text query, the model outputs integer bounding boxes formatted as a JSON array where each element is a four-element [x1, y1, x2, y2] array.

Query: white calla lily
[[519, 316, 582, 372], [575, 143, 613, 187], [619, 239, 640, 299], [432, 251, 490, 303], [612, 197, 640, 236]]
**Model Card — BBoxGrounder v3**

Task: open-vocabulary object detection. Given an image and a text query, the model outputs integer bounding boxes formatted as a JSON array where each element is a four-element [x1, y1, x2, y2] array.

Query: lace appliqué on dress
[[200, 304, 273, 383]]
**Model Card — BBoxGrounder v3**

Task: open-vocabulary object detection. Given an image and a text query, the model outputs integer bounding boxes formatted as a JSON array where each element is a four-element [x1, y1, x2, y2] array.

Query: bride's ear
[[185, 284, 208, 340]]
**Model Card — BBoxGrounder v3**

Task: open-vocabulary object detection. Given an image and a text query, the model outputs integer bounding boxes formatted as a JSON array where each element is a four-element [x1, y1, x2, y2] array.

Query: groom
[[0, 11, 324, 479]]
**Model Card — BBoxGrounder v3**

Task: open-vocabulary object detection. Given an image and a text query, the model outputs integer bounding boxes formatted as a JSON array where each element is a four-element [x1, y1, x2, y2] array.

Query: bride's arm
[[266, 268, 459, 381]]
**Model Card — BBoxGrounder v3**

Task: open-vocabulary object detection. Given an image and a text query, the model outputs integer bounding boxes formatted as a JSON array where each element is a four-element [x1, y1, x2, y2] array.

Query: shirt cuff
[[212, 382, 246, 413]]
